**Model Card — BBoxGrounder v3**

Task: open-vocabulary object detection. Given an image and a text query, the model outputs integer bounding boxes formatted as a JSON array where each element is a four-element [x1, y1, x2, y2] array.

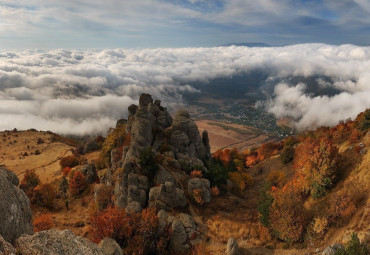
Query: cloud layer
[[0, 44, 369, 134]]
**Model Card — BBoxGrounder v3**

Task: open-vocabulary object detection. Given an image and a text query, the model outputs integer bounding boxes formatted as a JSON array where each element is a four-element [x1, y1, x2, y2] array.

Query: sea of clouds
[[0, 44, 369, 135]]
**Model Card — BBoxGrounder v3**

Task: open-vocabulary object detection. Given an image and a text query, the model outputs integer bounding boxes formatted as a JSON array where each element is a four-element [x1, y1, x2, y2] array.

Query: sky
[[1, 0, 370, 48]]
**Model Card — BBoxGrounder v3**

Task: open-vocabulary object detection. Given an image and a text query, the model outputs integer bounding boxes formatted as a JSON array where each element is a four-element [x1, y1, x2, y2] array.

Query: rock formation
[[113, 93, 211, 212], [0, 167, 33, 243]]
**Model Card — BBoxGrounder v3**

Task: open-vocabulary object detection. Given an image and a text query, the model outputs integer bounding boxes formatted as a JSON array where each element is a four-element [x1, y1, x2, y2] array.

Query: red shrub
[[69, 171, 87, 196], [33, 214, 54, 232], [62, 167, 71, 176], [90, 207, 132, 244]]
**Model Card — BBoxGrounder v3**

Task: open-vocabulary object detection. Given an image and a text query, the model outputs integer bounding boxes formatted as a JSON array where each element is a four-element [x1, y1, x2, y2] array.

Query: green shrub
[[139, 147, 158, 180], [204, 159, 229, 188], [257, 183, 274, 227], [335, 233, 369, 255]]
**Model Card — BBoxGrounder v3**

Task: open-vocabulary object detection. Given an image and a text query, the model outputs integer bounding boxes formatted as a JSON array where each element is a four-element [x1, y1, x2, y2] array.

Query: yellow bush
[[229, 171, 254, 194]]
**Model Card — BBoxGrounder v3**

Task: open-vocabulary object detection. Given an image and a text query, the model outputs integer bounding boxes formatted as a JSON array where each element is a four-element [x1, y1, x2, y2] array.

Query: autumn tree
[[60, 155, 79, 169], [269, 184, 308, 242], [294, 137, 341, 199]]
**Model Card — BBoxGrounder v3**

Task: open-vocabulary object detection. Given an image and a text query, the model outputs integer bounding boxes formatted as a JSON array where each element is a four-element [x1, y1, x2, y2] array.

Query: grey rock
[[0, 168, 33, 243], [99, 238, 123, 255], [15, 229, 105, 255], [202, 130, 211, 160], [148, 182, 187, 209], [179, 213, 197, 239], [169, 219, 189, 253], [0, 234, 16, 255], [154, 166, 175, 186], [80, 163, 99, 184], [225, 238, 240, 255]]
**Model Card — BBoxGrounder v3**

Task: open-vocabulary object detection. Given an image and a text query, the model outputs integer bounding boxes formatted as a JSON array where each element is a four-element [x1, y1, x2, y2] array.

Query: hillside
[[0, 94, 369, 255]]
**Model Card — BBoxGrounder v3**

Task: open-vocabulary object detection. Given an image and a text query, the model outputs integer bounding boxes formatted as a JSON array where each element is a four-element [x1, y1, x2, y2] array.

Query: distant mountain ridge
[[220, 42, 271, 47]]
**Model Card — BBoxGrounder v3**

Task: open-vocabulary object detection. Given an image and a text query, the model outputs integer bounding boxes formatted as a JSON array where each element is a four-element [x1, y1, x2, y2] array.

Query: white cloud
[[0, 43, 369, 134]]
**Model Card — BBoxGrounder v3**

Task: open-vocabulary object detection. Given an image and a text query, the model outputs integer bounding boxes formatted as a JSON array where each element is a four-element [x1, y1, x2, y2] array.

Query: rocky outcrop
[[167, 110, 207, 161], [94, 183, 111, 211], [148, 182, 187, 210], [188, 178, 211, 204], [225, 238, 240, 255], [0, 235, 16, 255], [15, 229, 105, 255], [0, 168, 33, 243], [115, 173, 148, 209], [169, 219, 190, 252], [99, 238, 123, 255], [79, 163, 99, 184]]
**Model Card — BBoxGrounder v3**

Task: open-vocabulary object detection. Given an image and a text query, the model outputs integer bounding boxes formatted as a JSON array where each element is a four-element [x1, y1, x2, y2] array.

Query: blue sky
[[0, 0, 370, 48]]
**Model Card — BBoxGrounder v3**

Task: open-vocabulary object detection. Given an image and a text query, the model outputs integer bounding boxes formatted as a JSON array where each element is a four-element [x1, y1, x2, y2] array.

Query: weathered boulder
[[148, 182, 187, 210], [179, 213, 198, 239], [169, 219, 190, 253], [168, 110, 206, 160], [79, 163, 99, 184], [99, 238, 123, 255], [0, 168, 33, 243], [126, 201, 142, 214], [115, 173, 148, 209], [225, 238, 240, 255], [15, 229, 105, 255], [0, 235, 16, 255], [188, 178, 211, 204], [83, 141, 100, 154]]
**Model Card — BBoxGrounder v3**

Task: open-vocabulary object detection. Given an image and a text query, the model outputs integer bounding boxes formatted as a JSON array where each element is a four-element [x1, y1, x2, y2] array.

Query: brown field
[[0, 130, 73, 183], [196, 120, 275, 152]]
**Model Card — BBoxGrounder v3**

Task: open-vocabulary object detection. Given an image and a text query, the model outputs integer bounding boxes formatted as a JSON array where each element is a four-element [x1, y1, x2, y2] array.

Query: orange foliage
[[69, 171, 87, 196], [294, 136, 340, 198], [33, 214, 54, 232], [91, 207, 169, 254], [20, 170, 40, 193], [229, 171, 254, 194], [211, 186, 220, 196], [245, 153, 259, 168], [328, 194, 356, 221], [190, 170, 203, 179]]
